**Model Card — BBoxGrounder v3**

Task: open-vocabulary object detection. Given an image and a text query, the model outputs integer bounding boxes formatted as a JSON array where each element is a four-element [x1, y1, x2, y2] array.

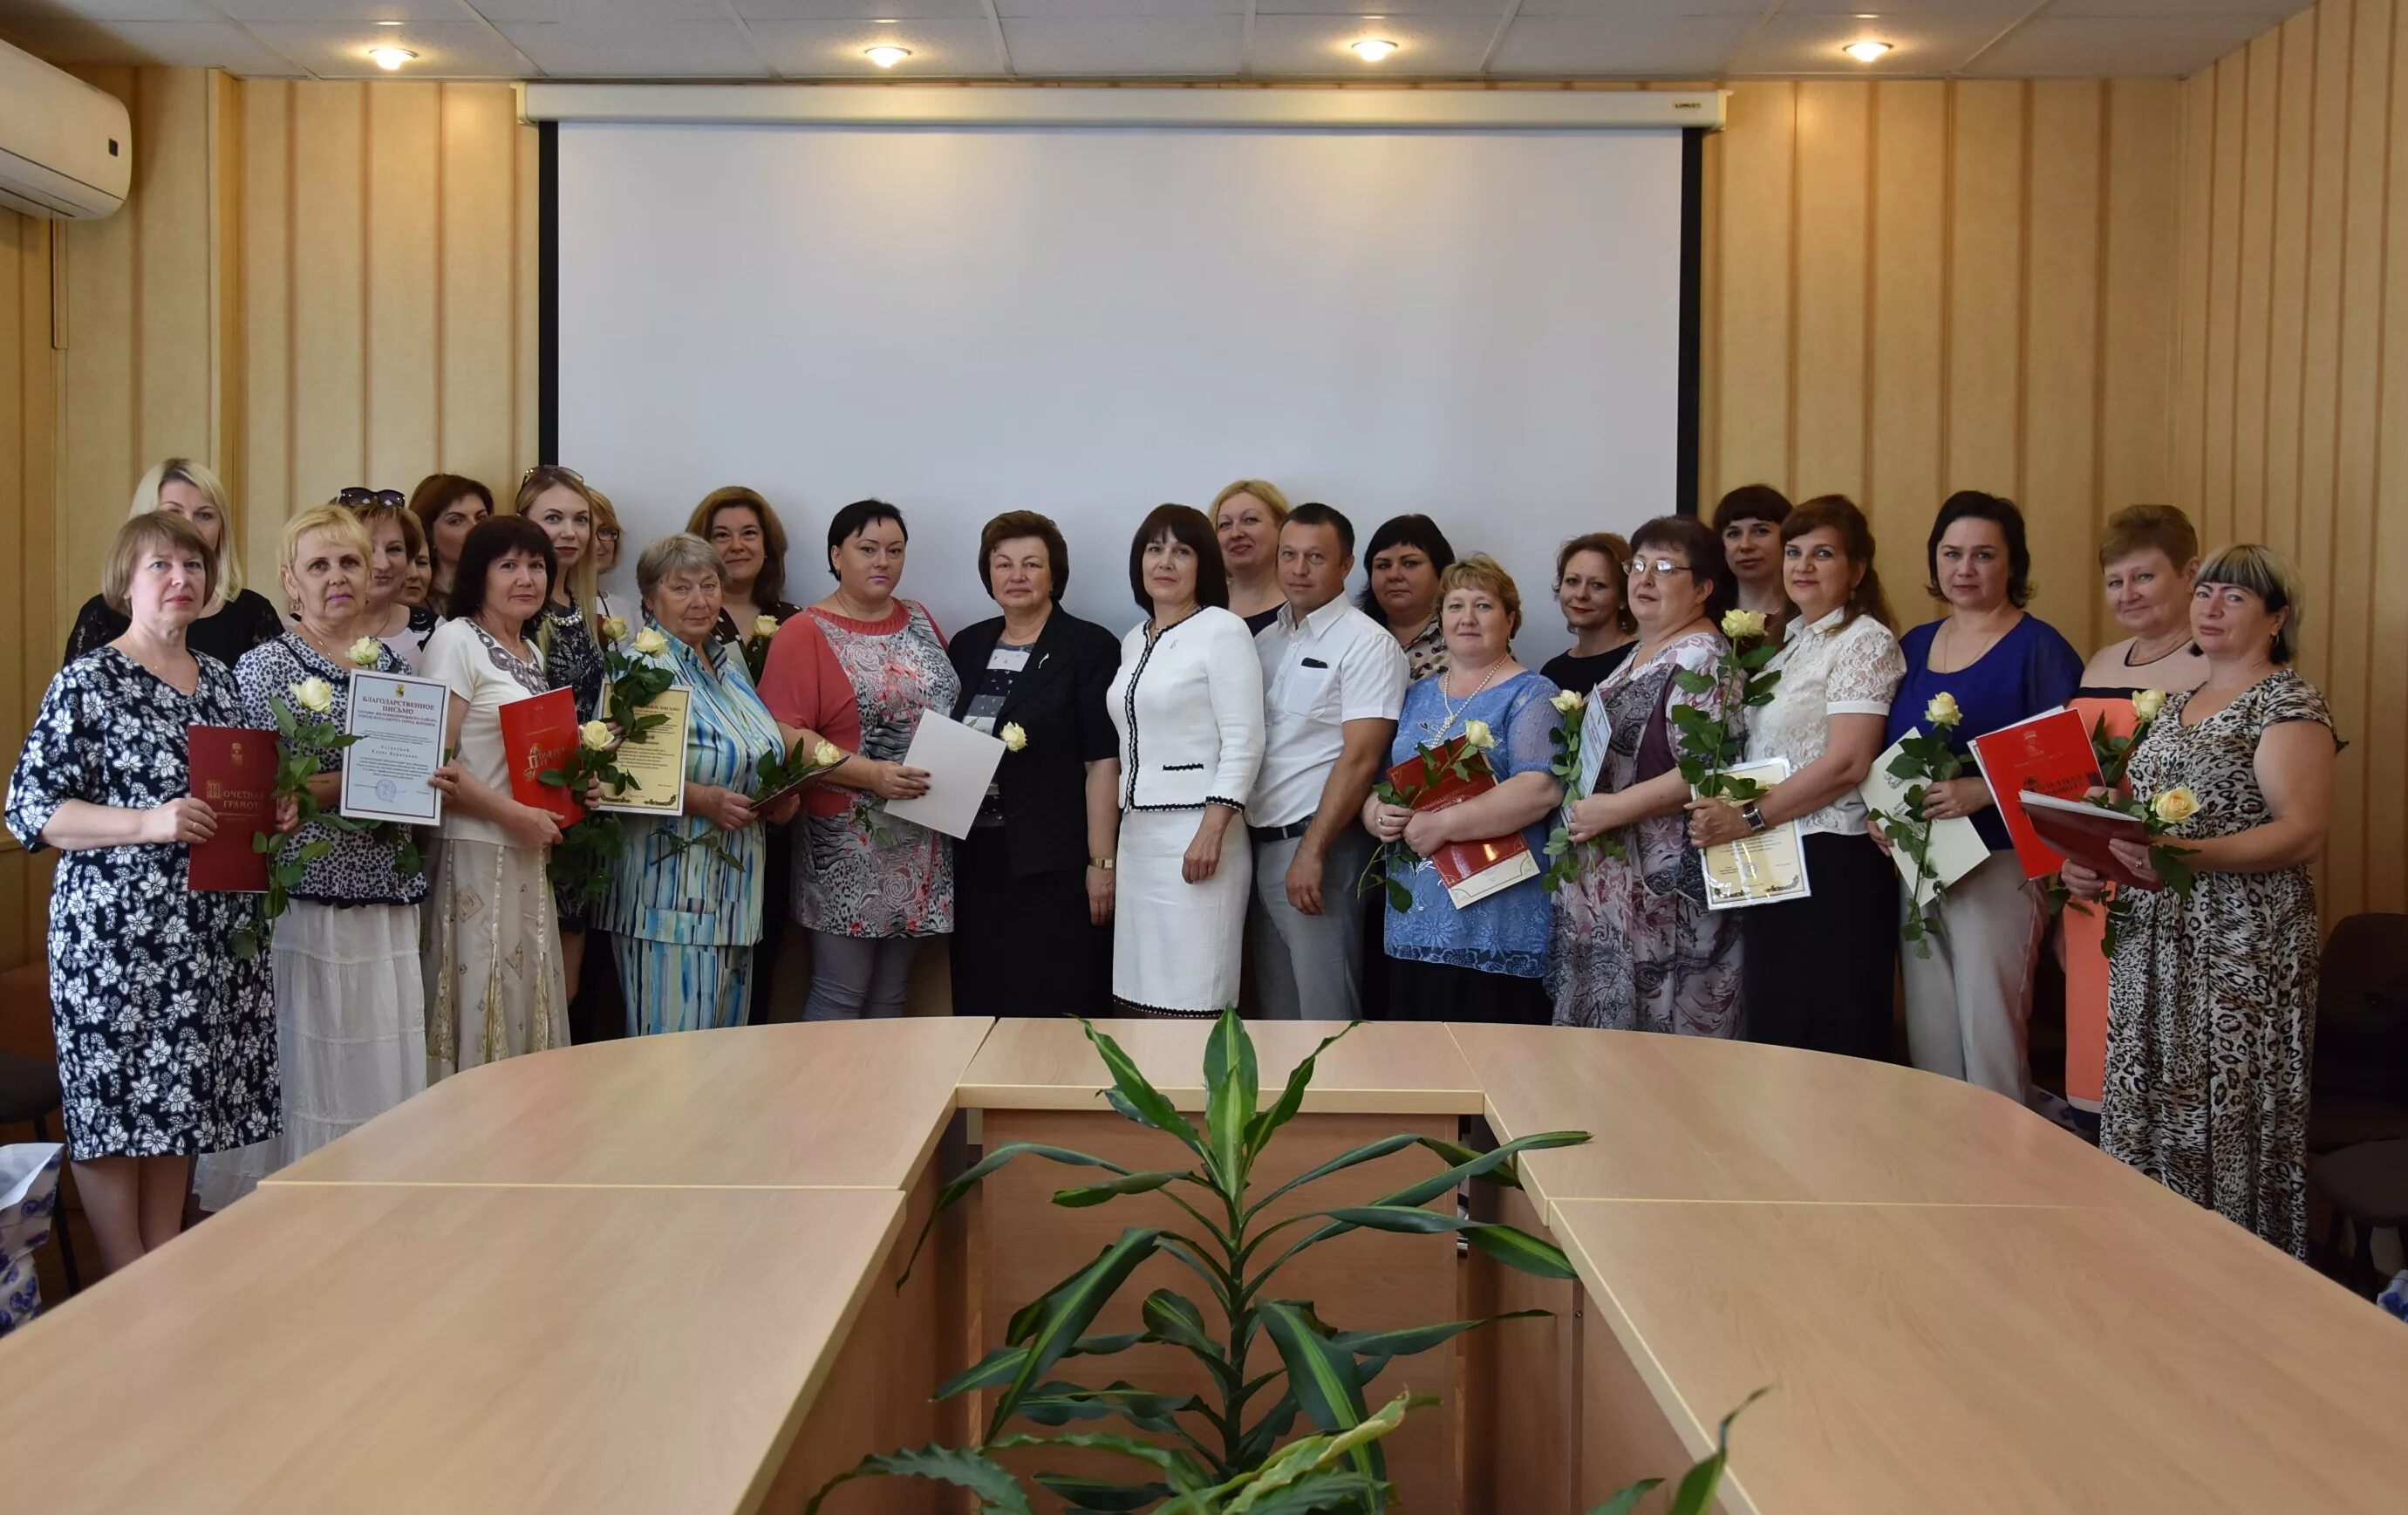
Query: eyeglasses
[[596, 527, 622, 543], [1626, 557, 1695, 579]]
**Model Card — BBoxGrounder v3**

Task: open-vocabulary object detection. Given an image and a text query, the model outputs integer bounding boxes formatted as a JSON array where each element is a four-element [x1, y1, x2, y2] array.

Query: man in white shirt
[[1247, 503, 1409, 1020]]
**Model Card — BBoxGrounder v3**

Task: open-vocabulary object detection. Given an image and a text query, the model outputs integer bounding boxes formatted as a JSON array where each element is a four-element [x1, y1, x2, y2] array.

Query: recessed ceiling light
[[367, 45, 416, 71], [864, 44, 911, 67], [1842, 40, 1893, 63], [1351, 38, 1399, 63]]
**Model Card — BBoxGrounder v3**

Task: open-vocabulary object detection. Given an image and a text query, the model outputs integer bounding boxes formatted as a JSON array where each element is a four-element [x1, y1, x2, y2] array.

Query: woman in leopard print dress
[[2066, 545, 2337, 1258]]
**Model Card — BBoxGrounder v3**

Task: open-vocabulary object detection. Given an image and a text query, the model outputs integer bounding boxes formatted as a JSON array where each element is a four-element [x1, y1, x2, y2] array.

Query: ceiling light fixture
[[864, 44, 912, 67], [1351, 38, 1399, 63], [1842, 40, 1893, 63], [367, 45, 416, 71]]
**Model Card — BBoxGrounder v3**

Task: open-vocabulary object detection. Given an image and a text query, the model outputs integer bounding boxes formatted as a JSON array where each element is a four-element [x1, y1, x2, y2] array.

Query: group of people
[[4, 462, 2336, 1279]]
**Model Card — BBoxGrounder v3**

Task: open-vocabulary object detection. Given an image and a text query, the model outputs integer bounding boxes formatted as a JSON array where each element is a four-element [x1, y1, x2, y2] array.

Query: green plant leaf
[[1032, 1473, 1168, 1512], [897, 1141, 1134, 1287], [1245, 1022, 1357, 1157], [804, 1443, 1033, 1515], [1202, 1007, 1259, 1198], [1245, 1131, 1422, 1218], [1257, 1300, 1375, 1478], [1330, 1309, 1550, 1368], [985, 1430, 1210, 1488], [1013, 1380, 1201, 1432], [1053, 1170, 1184, 1208], [1078, 1020, 1206, 1159], [990, 1228, 1163, 1439], [1221, 1471, 1392, 1515], [1141, 1288, 1223, 1361], [1585, 1477, 1664, 1515], [1463, 1223, 1579, 1280], [1665, 1386, 1769, 1515]]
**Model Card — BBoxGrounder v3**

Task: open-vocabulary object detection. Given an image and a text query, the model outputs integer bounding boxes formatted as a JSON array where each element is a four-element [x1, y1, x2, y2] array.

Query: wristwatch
[[1741, 802, 1768, 835], [1088, 856, 1115, 870]]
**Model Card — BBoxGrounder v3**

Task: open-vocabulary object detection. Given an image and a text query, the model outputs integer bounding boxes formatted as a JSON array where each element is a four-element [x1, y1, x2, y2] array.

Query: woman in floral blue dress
[[5, 514, 279, 1276]]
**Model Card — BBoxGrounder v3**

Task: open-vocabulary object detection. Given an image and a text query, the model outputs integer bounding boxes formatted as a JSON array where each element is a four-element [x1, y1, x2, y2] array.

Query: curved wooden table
[[1, 1019, 2402, 1514]]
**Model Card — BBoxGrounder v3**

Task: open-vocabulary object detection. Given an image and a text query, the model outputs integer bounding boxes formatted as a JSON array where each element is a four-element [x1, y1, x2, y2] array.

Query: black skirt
[[951, 826, 1114, 1017], [1382, 956, 1552, 1026], [1740, 829, 1899, 1060]]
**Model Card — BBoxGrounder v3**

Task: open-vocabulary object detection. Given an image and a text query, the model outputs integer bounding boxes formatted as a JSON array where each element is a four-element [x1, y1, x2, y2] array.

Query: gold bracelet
[[1088, 856, 1115, 870]]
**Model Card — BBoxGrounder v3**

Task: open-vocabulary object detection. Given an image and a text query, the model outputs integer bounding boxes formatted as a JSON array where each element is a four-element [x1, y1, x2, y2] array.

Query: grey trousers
[[1899, 849, 2045, 1102], [802, 932, 917, 1021], [1246, 824, 1375, 1021]]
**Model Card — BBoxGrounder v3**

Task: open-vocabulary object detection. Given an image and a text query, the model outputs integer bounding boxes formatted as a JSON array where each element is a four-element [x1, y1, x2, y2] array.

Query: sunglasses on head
[[521, 464, 585, 487], [338, 487, 406, 511]]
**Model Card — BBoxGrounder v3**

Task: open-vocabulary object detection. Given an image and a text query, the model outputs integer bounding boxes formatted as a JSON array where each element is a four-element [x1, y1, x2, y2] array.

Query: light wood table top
[[269, 1017, 994, 1191], [958, 1017, 1485, 1115], [1552, 1197, 2408, 1515], [0, 1183, 906, 1515], [1450, 1025, 2181, 1218]]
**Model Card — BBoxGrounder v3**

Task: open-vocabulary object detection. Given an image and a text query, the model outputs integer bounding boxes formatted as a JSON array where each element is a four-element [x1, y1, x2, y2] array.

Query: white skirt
[[196, 901, 427, 1210], [1111, 809, 1252, 1017]]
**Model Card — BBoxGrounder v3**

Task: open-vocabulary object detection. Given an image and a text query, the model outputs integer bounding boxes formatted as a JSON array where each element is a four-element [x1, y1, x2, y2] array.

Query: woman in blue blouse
[[1361, 555, 1564, 1024], [601, 534, 801, 1034], [1878, 491, 2084, 1101]]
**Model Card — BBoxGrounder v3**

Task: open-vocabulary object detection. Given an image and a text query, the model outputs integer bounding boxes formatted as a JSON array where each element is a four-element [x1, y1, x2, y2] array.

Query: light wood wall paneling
[[367, 84, 440, 492], [1944, 82, 2028, 502], [1, 209, 61, 967], [2233, 31, 2283, 546], [1792, 81, 1872, 503], [440, 84, 522, 489], [1713, 82, 1796, 497], [2098, 80, 2179, 529], [2295, 0, 2357, 682], [2173, 70, 2218, 518], [242, 78, 291, 560], [2370, 0, 2408, 913], [2023, 81, 2104, 637], [60, 69, 139, 622], [1866, 80, 1949, 616], [2202, 57, 2248, 546], [290, 83, 368, 515], [2261, 13, 2317, 566]]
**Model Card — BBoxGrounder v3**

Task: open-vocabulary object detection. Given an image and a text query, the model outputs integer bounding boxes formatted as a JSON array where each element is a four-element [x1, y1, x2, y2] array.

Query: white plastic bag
[[0, 1141, 65, 1337]]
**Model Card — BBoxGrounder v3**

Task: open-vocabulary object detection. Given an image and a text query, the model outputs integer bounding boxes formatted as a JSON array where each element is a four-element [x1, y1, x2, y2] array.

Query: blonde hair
[[1211, 480, 1292, 525], [513, 464, 600, 622], [103, 511, 216, 616], [129, 458, 242, 598], [283, 503, 375, 575], [2193, 543, 2305, 665], [1441, 552, 1523, 638]]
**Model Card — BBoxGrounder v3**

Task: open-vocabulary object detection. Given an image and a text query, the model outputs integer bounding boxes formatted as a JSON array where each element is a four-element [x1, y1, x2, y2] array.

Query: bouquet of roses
[[1868, 691, 1966, 959], [543, 629, 681, 906], [1538, 688, 1624, 891], [1357, 721, 1498, 911]]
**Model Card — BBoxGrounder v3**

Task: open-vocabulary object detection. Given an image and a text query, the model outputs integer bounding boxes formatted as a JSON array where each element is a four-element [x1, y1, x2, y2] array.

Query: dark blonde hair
[[2098, 503, 2200, 570], [1783, 495, 1895, 631], [686, 486, 791, 605], [1554, 531, 1635, 635], [103, 511, 217, 614], [1440, 553, 1523, 638], [2194, 543, 2305, 665]]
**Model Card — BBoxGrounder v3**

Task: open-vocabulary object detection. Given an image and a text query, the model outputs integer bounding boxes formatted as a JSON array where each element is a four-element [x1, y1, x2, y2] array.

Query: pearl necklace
[[1436, 659, 1504, 738]]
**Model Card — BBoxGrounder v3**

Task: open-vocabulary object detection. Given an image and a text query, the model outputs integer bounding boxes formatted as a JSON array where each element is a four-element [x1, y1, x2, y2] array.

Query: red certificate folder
[[1970, 706, 2102, 877], [497, 687, 584, 826], [185, 725, 276, 893], [2017, 791, 2159, 890], [1387, 735, 1538, 909]]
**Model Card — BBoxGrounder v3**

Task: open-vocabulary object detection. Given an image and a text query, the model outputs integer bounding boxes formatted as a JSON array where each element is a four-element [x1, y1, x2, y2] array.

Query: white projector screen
[[558, 122, 1684, 664]]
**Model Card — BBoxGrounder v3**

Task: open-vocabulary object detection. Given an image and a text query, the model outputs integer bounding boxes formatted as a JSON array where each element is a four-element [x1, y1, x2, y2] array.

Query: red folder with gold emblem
[[185, 725, 276, 893], [497, 687, 584, 825], [1969, 706, 2103, 877]]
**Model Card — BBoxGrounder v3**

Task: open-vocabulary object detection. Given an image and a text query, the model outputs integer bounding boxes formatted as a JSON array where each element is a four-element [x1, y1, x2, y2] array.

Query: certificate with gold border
[[591, 686, 692, 817], [1698, 758, 1811, 911]]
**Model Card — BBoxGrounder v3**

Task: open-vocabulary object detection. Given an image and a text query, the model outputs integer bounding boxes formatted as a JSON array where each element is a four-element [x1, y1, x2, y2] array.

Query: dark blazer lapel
[[992, 610, 1074, 725]]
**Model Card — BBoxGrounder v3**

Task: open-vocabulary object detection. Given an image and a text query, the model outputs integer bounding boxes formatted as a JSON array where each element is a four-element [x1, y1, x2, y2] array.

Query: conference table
[[3, 1018, 2405, 1513]]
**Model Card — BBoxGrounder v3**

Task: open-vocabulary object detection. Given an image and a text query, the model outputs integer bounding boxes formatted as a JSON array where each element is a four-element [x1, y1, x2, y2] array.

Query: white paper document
[[879, 709, 1006, 842], [1856, 728, 1988, 908]]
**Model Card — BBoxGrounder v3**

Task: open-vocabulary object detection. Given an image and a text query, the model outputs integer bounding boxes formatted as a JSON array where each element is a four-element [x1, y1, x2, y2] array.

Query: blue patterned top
[[597, 624, 787, 946], [1381, 669, 1562, 979]]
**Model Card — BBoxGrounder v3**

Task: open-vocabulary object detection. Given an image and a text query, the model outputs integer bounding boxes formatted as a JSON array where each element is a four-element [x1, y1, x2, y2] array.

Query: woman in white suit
[[1106, 504, 1266, 1017]]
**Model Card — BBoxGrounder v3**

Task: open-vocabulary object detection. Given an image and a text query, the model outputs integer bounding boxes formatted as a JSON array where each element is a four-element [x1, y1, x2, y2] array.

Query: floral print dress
[[2103, 671, 2335, 1258], [3, 649, 277, 1159]]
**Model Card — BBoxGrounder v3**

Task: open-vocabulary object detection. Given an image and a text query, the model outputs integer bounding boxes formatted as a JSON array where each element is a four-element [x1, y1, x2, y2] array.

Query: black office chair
[[0, 1051, 81, 1294], [2309, 912, 2408, 1154]]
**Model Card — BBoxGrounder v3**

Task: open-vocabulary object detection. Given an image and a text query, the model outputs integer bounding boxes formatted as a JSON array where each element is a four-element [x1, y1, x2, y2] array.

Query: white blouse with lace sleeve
[[1743, 608, 1907, 837]]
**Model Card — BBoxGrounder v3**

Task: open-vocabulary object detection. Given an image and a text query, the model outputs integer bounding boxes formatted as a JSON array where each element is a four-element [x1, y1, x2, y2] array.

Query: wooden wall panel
[[1712, 81, 1794, 497], [2023, 81, 2103, 624], [2098, 80, 2178, 522], [1866, 80, 1948, 619], [0, 209, 61, 967], [290, 83, 369, 513], [1792, 82, 1871, 502], [365, 84, 440, 490], [1946, 82, 2027, 500]]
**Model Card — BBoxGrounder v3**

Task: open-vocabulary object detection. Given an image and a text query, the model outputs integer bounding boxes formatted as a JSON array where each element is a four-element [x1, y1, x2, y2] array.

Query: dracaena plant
[[809, 1009, 1594, 1514]]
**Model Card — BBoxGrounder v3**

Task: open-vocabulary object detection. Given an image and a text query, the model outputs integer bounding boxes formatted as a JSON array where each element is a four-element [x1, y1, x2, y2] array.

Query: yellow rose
[[1000, 722, 1028, 753], [345, 636, 382, 668], [631, 627, 670, 657], [598, 616, 630, 645], [2132, 688, 2166, 724], [812, 740, 842, 768], [2150, 786, 2200, 825], [1924, 691, 1962, 730], [753, 615, 781, 641], [579, 720, 615, 752], [1720, 608, 1768, 642], [1463, 720, 1497, 751], [1549, 688, 1585, 715], [290, 677, 334, 714]]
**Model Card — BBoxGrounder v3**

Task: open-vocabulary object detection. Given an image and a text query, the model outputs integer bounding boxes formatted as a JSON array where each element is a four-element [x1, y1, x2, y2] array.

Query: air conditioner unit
[[0, 38, 131, 219]]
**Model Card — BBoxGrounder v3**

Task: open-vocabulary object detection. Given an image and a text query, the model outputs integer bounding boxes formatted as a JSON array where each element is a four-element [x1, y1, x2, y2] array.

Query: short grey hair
[[636, 531, 726, 603], [2193, 543, 2304, 665]]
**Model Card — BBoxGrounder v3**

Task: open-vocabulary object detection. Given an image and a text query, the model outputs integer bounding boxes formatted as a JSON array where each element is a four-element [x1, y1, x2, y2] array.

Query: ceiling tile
[[999, 12, 1244, 74], [1517, 0, 1759, 14], [468, 0, 727, 23], [997, 0, 1241, 17], [737, 0, 995, 19], [246, 18, 533, 75], [746, 17, 1008, 75], [1774, 0, 2037, 14], [495, 18, 774, 75], [213, 0, 469, 18], [1966, 15, 2275, 77], [0, 15, 309, 71], [15, 0, 228, 22], [1251, 13, 1496, 75], [1491, 12, 1756, 76], [1726, 9, 2018, 74], [2045, 0, 2304, 15], [1255, 0, 1504, 16], [0, 13, 160, 65]]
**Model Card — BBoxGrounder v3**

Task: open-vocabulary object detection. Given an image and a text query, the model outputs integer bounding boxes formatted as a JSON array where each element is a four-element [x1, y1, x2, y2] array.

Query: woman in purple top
[[1876, 492, 2083, 1102]]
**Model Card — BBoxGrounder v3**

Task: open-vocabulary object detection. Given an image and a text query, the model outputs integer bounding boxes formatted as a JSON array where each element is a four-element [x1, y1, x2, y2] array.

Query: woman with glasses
[[63, 459, 284, 668], [512, 464, 611, 1005], [590, 491, 625, 624], [338, 488, 438, 671], [1540, 532, 1638, 698], [1549, 516, 1744, 1037], [408, 474, 495, 618]]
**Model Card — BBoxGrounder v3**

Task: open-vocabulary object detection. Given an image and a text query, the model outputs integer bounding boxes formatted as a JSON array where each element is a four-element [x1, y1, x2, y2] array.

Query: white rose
[[1720, 608, 1768, 642], [1462, 720, 1497, 751], [812, 740, 843, 768], [2132, 688, 2166, 724], [2150, 786, 2200, 825], [1000, 722, 1028, 753], [598, 616, 630, 645], [631, 627, 670, 657], [1924, 691, 1962, 730], [1549, 688, 1585, 716], [290, 677, 334, 714], [579, 720, 615, 752], [345, 636, 382, 668], [753, 615, 781, 641]]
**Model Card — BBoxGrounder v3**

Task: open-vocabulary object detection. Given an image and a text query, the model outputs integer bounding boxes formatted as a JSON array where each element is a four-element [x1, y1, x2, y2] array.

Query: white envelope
[[1857, 729, 1989, 907], [879, 709, 1007, 841]]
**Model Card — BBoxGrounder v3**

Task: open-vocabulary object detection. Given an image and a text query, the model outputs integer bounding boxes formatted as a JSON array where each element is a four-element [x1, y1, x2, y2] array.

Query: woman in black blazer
[[947, 512, 1125, 1016]]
